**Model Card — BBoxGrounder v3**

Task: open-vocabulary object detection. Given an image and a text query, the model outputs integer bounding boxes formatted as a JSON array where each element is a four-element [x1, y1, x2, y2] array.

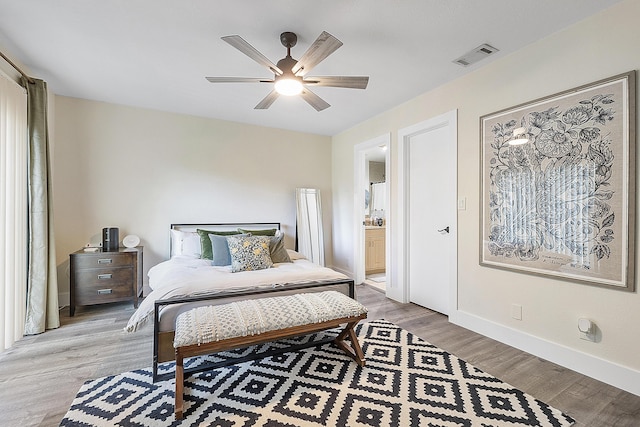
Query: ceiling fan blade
[[222, 35, 283, 75], [300, 87, 330, 111], [291, 31, 343, 76], [205, 77, 274, 83], [303, 76, 369, 89], [254, 90, 280, 109]]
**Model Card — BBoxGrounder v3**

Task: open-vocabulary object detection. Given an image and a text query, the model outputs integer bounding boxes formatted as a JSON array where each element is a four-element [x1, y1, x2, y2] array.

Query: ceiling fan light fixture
[[274, 77, 303, 96]]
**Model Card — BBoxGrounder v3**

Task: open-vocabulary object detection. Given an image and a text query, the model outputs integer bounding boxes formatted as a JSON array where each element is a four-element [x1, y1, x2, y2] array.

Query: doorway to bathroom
[[354, 134, 390, 293]]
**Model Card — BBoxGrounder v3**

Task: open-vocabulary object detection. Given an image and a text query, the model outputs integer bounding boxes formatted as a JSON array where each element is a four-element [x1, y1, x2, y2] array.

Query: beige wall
[[331, 0, 640, 393], [53, 97, 333, 301]]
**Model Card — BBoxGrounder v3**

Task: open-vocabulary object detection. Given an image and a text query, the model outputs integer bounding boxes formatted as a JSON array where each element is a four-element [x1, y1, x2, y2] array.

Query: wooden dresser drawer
[[74, 268, 134, 304], [73, 252, 135, 269], [74, 266, 133, 288]]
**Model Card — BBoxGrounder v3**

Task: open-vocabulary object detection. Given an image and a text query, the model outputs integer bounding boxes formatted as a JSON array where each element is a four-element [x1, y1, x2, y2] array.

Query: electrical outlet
[[511, 304, 522, 320], [578, 318, 596, 342]]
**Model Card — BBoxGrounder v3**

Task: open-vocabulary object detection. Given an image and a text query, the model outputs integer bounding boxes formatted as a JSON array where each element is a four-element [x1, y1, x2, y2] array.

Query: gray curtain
[[23, 78, 59, 335]]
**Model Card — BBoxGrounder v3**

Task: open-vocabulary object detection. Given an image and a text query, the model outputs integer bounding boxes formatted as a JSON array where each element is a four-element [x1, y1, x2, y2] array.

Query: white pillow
[[286, 249, 306, 260], [170, 230, 201, 258]]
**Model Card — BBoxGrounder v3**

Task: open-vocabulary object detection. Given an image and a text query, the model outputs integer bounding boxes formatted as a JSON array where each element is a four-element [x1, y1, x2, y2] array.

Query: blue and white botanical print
[[482, 79, 629, 285]]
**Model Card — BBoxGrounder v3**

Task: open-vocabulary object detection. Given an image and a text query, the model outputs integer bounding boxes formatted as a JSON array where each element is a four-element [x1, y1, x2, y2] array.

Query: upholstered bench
[[173, 290, 368, 419]]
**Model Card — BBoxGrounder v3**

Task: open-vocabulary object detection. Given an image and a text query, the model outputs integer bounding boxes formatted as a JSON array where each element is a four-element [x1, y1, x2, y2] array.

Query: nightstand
[[69, 246, 143, 316]]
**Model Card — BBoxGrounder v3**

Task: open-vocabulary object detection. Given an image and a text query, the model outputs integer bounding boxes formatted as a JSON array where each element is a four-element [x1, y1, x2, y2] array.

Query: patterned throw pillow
[[227, 235, 274, 272]]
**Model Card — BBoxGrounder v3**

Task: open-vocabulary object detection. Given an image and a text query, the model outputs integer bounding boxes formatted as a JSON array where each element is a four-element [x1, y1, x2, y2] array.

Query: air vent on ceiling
[[453, 43, 499, 67]]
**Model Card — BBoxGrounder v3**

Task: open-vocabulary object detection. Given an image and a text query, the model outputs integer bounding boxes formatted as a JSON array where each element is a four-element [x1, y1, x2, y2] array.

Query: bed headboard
[[169, 222, 281, 258], [171, 222, 280, 233]]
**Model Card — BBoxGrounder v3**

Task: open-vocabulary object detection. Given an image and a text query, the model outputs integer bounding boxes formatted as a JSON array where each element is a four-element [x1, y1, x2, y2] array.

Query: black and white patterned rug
[[60, 320, 575, 426]]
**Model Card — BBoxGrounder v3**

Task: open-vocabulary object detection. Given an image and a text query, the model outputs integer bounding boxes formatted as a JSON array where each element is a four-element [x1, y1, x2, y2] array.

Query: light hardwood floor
[[0, 284, 638, 426]]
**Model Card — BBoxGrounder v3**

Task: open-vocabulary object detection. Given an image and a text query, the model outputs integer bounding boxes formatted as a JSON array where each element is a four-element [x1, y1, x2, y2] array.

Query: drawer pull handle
[[97, 289, 113, 295], [98, 258, 113, 264], [97, 274, 112, 280]]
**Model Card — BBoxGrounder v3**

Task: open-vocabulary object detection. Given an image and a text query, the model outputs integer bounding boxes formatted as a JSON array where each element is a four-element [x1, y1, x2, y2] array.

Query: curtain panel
[[0, 72, 28, 350], [23, 78, 59, 335]]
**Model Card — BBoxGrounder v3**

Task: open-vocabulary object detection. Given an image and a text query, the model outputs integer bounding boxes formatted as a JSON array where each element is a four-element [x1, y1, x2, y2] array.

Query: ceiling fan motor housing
[[276, 56, 299, 76]]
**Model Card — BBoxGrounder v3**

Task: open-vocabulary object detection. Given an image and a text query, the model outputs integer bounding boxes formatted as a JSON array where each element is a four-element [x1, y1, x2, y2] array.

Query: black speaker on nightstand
[[102, 227, 119, 251]]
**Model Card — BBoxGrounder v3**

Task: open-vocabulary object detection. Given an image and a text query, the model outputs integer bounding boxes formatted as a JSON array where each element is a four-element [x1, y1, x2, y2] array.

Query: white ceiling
[[0, 0, 621, 136]]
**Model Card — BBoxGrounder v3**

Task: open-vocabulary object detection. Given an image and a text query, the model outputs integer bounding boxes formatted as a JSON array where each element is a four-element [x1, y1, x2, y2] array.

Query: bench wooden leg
[[334, 321, 366, 366], [175, 351, 184, 420]]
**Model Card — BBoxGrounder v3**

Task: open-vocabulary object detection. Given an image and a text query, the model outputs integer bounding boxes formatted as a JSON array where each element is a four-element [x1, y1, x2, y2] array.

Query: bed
[[125, 223, 355, 382]]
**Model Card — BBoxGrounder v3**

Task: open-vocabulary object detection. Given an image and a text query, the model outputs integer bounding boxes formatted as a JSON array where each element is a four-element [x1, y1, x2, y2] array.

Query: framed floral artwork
[[480, 71, 636, 291]]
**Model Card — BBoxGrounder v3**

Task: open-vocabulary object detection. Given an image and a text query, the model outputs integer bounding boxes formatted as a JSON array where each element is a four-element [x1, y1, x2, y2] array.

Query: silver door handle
[[438, 226, 450, 234]]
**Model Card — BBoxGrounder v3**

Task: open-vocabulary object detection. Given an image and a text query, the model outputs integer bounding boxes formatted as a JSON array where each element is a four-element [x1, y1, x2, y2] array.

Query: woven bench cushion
[[173, 291, 367, 348]]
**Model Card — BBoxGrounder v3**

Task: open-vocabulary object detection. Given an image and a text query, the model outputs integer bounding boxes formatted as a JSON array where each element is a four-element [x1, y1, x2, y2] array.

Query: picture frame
[[480, 71, 636, 291]]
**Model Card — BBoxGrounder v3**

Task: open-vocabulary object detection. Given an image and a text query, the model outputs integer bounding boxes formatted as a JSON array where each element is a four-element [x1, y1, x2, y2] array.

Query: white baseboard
[[449, 310, 640, 397]]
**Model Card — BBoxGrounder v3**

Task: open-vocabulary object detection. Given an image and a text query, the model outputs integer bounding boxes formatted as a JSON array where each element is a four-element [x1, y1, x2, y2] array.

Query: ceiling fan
[[205, 31, 369, 111]]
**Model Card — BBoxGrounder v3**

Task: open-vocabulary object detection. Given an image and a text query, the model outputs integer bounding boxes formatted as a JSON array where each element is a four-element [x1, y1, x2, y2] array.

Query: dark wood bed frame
[[151, 222, 355, 382]]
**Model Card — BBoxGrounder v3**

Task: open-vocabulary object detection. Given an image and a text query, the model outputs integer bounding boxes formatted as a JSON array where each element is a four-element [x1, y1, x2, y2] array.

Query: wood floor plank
[[0, 284, 638, 426], [590, 390, 640, 427]]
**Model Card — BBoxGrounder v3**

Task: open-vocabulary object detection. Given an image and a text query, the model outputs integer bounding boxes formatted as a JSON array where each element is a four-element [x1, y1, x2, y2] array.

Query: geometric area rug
[[60, 319, 575, 426]]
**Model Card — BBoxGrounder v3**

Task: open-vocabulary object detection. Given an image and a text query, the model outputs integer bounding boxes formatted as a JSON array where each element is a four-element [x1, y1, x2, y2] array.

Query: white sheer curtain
[[0, 72, 28, 351], [295, 188, 325, 266]]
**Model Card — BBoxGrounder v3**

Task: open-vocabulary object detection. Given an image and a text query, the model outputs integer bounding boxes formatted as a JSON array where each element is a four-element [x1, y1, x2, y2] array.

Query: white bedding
[[125, 251, 348, 332]]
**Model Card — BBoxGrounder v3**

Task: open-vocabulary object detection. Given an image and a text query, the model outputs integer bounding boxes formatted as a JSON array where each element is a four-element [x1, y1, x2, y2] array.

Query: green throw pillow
[[269, 233, 292, 263], [197, 229, 240, 260], [237, 228, 277, 236]]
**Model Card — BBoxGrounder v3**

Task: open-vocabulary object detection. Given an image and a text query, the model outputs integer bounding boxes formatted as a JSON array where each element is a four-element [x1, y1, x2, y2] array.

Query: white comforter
[[125, 252, 348, 332]]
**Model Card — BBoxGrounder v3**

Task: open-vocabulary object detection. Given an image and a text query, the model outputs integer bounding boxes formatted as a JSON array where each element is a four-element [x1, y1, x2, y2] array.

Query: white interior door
[[407, 125, 454, 314]]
